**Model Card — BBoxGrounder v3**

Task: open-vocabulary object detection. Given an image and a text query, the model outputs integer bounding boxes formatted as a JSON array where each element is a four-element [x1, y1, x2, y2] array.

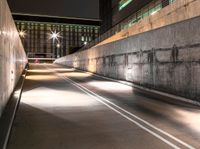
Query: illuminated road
[[7, 64, 200, 149]]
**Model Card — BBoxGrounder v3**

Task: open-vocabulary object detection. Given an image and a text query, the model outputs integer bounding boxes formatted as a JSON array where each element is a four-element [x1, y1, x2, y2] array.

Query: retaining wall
[[55, 16, 200, 102], [0, 0, 27, 116]]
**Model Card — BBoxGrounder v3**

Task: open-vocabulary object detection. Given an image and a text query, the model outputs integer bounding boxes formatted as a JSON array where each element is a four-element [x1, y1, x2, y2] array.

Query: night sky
[[7, 0, 99, 19]]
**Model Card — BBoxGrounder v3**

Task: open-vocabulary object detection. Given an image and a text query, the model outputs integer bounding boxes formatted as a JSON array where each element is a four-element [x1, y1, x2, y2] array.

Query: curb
[[86, 71, 200, 107], [55, 64, 200, 107], [0, 68, 28, 149]]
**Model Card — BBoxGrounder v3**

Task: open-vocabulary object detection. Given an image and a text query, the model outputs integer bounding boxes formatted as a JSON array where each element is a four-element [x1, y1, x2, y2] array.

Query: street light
[[56, 43, 61, 48], [49, 30, 60, 41], [56, 43, 61, 58], [49, 30, 61, 58], [19, 30, 26, 38], [84, 41, 88, 45]]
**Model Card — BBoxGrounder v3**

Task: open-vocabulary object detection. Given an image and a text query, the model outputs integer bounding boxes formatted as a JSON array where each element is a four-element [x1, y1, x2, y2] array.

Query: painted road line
[[79, 67, 200, 107], [61, 74, 195, 149], [54, 65, 196, 149], [47, 66, 195, 149], [67, 76, 196, 149]]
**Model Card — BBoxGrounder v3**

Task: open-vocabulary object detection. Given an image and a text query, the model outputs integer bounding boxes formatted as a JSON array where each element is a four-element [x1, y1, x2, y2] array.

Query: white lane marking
[[45, 66, 191, 149], [70, 66, 200, 107], [59, 75, 196, 149], [47, 65, 196, 149], [61, 67, 196, 149], [67, 81, 181, 149], [67, 78, 196, 149]]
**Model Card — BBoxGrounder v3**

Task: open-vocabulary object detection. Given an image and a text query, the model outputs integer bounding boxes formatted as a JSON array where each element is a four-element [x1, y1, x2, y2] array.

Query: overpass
[[0, 0, 200, 149]]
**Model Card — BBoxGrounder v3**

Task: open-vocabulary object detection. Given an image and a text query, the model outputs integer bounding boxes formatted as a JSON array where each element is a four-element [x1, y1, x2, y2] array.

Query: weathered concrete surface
[[96, 0, 200, 47], [55, 16, 200, 102], [0, 0, 27, 116]]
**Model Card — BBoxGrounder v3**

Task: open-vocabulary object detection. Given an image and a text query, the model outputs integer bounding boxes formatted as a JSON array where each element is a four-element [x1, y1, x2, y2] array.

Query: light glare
[[56, 43, 61, 48], [19, 30, 26, 38], [88, 81, 132, 91], [49, 30, 61, 41]]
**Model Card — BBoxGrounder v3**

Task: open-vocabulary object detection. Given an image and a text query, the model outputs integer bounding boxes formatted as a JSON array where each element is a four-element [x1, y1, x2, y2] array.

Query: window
[[89, 37, 92, 41], [169, 0, 175, 4], [149, 4, 162, 15], [119, 0, 133, 11], [81, 36, 84, 41]]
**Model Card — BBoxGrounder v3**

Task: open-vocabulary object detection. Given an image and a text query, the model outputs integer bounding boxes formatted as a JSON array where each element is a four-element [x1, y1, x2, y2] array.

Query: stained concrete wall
[[55, 16, 200, 102], [0, 0, 27, 116]]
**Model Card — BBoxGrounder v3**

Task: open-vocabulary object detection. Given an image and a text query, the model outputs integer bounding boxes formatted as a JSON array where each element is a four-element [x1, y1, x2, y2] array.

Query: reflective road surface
[[7, 64, 200, 149]]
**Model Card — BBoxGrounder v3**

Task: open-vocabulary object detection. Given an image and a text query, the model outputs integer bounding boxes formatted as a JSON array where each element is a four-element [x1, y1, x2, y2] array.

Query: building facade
[[14, 14, 100, 58], [99, 0, 112, 34], [80, 0, 176, 51], [99, 0, 176, 34]]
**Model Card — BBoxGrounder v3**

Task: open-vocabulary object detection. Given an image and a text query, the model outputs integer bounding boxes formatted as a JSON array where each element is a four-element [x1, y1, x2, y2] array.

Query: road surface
[[7, 64, 200, 149]]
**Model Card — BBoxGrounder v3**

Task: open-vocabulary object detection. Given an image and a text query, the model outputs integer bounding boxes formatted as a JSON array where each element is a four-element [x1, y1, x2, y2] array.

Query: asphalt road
[[7, 64, 200, 149]]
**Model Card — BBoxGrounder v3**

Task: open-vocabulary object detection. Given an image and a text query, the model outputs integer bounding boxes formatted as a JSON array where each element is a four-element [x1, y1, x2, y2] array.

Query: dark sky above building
[[7, 0, 99, 19]]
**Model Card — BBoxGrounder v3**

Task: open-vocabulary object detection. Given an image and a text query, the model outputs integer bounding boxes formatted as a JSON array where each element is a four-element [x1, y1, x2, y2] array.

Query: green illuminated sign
[[119, 0, 133, 11]]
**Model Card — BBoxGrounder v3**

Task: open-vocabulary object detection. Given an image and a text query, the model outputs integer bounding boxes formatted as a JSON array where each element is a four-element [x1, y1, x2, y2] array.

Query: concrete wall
[[0, 0, 27, 116], [55, 16, 200, 102]]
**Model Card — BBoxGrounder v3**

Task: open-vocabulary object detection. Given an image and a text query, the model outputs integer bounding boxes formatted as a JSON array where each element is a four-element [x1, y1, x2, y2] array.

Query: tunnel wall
[[55, 17, 200, 102], [0, 0, 27, 116]]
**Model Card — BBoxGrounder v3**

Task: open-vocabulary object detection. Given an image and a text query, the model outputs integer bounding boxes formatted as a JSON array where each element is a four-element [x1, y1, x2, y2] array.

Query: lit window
[[81, 36, 84, 41], [89, 37, 92, 41], [119, 0, 133, 11], [169, 0, 175, 4], [149, 4, 162, 15]]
